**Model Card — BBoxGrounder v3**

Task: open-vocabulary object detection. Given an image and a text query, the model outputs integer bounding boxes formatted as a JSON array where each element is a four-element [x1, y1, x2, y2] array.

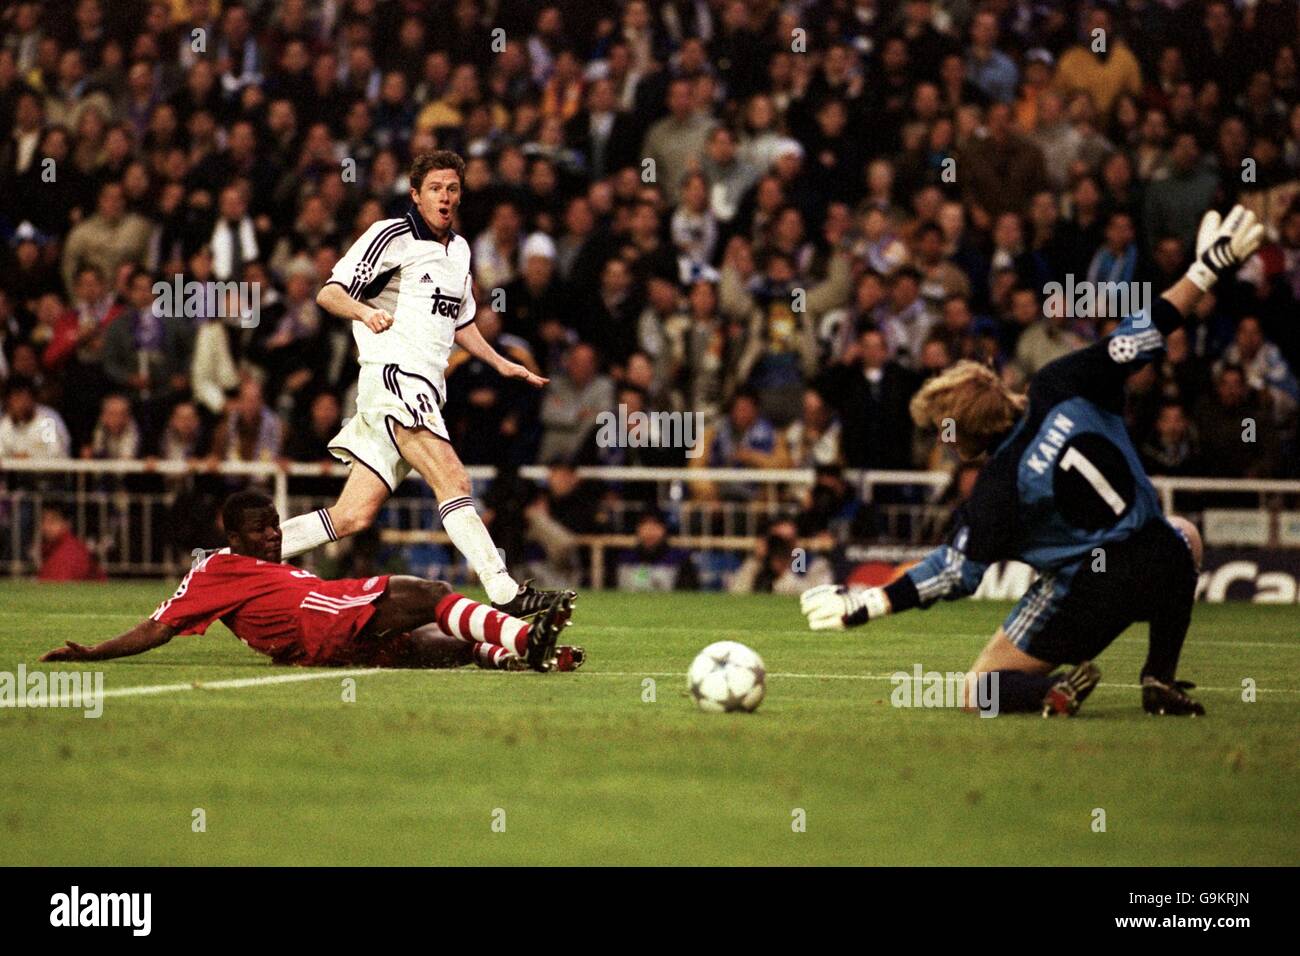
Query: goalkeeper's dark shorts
[[1003, 519, 1198, 665]]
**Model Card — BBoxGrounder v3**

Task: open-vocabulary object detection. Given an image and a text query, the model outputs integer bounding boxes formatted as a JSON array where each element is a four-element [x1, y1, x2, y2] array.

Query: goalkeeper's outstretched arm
[[1151, 205, 1262, 326], [1041, 204, 1265, 403], [802, 538, 989, 631]]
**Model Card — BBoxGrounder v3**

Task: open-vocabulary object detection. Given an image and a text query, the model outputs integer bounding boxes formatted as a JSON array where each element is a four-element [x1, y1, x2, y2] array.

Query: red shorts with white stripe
[[293, 575, 391, 666]]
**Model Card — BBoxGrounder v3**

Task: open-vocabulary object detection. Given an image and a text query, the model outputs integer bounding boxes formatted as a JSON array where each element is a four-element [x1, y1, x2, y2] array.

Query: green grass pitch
[[1, 580, 1297, 866]]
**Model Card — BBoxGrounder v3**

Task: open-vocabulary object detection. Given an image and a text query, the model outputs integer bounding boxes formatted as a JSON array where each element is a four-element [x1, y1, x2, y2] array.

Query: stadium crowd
[[2, 0, 1299, 579]]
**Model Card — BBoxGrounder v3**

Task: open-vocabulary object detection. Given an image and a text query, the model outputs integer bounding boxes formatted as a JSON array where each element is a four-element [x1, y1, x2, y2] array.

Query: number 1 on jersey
[[1060, 446, 1127, 516]]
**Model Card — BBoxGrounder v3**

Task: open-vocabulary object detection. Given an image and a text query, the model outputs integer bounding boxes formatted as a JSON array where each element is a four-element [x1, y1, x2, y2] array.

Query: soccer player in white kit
[[277, 150, 572, 621]]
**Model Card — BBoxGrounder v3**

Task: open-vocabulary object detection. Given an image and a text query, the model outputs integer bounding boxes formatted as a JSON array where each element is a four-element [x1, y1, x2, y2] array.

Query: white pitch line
[[99, 668, 401, 699], [9, 665, 1297, 708], [0, 668, 401, 709]]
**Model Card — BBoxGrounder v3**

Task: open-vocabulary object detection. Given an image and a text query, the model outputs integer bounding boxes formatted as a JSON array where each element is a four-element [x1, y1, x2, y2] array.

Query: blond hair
[[909, 361, 1027, 458]]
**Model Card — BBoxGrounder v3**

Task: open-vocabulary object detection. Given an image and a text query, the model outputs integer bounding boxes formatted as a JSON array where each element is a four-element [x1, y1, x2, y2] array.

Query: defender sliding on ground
[[41, 492, 584, 673], [803, 205, 1266, 717]]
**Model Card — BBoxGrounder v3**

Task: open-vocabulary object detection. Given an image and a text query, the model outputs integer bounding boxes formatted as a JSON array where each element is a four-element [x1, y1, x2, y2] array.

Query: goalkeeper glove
[[800, 584, 891, 631], [1186, 204, 1265, 292]]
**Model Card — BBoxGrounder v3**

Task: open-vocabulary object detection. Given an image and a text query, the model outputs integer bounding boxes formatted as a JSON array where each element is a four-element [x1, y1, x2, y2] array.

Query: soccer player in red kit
[[40, 490, 582, 673]]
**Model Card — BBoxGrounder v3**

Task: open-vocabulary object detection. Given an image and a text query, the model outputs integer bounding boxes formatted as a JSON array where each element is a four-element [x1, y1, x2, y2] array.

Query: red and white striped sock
[[472, 644, 513, 670], [435, 593, 529, 656]]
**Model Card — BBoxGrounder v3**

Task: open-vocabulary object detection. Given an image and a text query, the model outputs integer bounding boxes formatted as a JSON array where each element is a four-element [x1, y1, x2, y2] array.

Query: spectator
[[1014, 48, 1057, 133], [445, 310, 543, 466], [60, 182, 151, 294], [472, 200, 524, 292], [284, 391, 343, 465], [1086, 211, 1141, 293], [698, 125, 760, 226], [83, 393, 140, 460], [37, 504, 105, 581], [731, 251, 819, 423], [1032, 90, 1080, 189], [564, 77, 638, 181], [156, 400, 204, 462], [876, 267, 936, 370], [522, 461, 605, 586], [690, 389, 789, 501], [959, 102, 1050, 223], [101, 266, 192, 441], [820, 270, 887, 364], [554, 195, 604, 289], [931, 295, 980, 363], [210, 377, 282, 464], [1141, 401, 1201, 476], [913, 222, 972, 310], [670, 171, 718, 279], [728, 518, 833, 595], [208, 183, 260, 282], [0, 288, 30, 382], [1015, 290, 1088, 381], [1194, 364, 1281, 478], [816, 327, 918, 470], [1215, 315, 1299, 427], [538, 343, 615, 464], [498, 231, 570, 368], [665, 278, 737, 422], [615, 510, 699, 591], [641, 77, 715, 203], [579, 255, 644, 367], [43, 267, 118, 375], [1143, 131, 1219, 254], [0, 376, 70, 459], [965, 9, 1018, 105], [41, 264, 123, 448], [783, 388, 842, 468], [248, 257, 327, 412], [1052, 6, 1143, 119]]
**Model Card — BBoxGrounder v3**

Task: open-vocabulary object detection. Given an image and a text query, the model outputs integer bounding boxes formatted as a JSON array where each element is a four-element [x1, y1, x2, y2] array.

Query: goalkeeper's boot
[[1141, 676, 1205, 716], [523, 590, 574, 672], [494, 579, 577, 621], [1041, 661, 1102, 717]]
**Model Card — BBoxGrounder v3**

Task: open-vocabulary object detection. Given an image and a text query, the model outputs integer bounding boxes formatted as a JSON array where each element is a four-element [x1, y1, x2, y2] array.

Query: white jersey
[[325, 207, 476, 403]]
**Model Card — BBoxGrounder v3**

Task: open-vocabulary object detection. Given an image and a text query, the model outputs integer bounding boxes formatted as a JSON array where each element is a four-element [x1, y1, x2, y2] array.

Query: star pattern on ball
[[719, 683, 751, 712]]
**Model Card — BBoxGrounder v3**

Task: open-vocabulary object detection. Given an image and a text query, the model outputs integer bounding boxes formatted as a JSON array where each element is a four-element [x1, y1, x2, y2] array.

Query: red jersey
[[38, 531, 107, 581], [150, 550, 389, 665]]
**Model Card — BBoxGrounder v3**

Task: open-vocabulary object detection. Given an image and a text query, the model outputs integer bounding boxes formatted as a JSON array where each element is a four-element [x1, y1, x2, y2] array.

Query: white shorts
[[329, 362, 449, 492]]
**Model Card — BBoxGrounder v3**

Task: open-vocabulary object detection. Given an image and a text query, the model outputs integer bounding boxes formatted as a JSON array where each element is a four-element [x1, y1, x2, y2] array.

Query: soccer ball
[[687, 641, 766, 713]]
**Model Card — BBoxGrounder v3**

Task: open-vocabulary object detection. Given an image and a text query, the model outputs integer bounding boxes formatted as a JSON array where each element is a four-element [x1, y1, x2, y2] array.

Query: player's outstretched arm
[[1185, 204, 1263, 303], [1159, 205, 1265, 325], [40, 619, 177, 662], [316, 283, 394, 334], [454, 320, 549, 388], [802, 539, 989, 631], [1038, 204, 1265, 402], [801, 583, 892, 631]]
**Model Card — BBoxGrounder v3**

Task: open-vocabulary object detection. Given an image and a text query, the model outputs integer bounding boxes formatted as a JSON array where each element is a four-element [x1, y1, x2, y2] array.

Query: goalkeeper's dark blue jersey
[[902, 300, 1181, 606]]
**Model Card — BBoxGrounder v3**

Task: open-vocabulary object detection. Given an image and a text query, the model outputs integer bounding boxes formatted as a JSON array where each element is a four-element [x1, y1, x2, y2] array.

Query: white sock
[[281, 509, 337, 559], [438, 496, 518, 604], [473, 643, 514, 669]]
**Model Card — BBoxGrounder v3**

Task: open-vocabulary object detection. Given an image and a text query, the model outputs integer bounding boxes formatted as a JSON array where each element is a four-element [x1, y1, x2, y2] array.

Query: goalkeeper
[[802, 206, 1265, 717]]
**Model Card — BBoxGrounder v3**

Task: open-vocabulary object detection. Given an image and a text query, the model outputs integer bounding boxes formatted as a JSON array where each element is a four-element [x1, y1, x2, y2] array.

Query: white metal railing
[[3, 459, 1298, 577]]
